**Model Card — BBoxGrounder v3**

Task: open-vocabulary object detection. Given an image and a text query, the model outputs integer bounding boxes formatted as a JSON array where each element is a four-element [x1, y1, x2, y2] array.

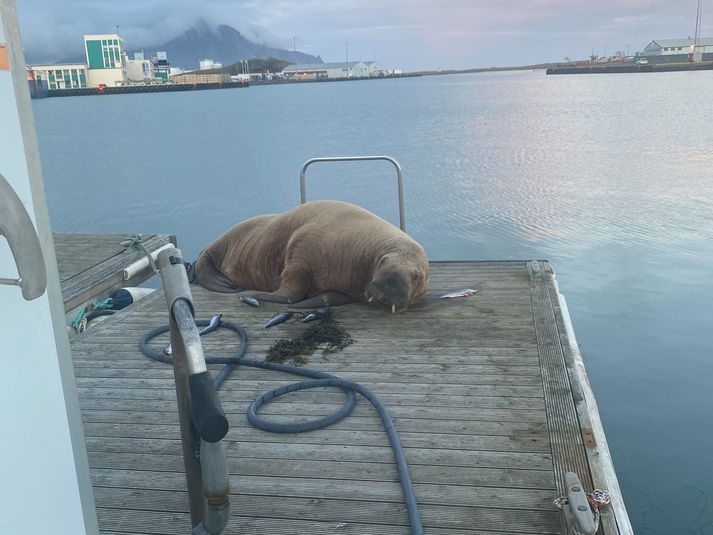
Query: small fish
[[199, 314, 222, 336], [303, 308, 332, 323], [240, 296, 260, 308], [163, 314, 222, 355], [439, 288, 478, 299], [263, 311, 293, 329]]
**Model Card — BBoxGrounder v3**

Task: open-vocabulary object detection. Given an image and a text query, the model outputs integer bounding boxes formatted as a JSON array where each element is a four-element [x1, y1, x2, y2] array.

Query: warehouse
[[281, 61, 383, 80], [642, 37, 713, 62]]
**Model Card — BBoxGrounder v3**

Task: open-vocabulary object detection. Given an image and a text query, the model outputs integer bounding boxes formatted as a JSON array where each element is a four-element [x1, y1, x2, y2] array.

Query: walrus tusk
[[392, 304, 396, 314]]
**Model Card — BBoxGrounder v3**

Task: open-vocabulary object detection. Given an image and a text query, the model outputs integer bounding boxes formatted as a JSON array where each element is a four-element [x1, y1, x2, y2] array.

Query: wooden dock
[[68, 260, 630, 534], [54, 232, 176, 313]]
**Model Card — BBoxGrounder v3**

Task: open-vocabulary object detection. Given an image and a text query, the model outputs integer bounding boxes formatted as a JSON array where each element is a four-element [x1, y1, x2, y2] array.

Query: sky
[[17, 0, 712, 71]]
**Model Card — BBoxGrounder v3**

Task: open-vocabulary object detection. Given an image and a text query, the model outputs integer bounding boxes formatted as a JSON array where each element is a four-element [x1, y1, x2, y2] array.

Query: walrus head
[[364, 250, 429, 314]]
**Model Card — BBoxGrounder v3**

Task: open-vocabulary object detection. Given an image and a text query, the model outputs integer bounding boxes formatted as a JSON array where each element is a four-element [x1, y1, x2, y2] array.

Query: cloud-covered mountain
[[146, 20, 322, 70]]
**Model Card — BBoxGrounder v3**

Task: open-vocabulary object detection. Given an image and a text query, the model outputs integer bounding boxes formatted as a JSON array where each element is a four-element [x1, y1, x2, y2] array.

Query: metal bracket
[[299, 155, 406, 232], [0, 172, 46, 300]]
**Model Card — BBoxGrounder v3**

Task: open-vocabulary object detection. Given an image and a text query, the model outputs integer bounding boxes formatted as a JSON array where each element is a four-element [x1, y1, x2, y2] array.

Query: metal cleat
[[560, 472, 598, 535]]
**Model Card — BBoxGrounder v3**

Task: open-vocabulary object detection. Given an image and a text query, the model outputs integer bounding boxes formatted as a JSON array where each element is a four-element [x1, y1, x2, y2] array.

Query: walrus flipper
[[193, 254, 245, 293], [288, 291, 355, 309], [252, 268, 311, 304], [201, 274, 245, 293], [251, 291, 291, 304]]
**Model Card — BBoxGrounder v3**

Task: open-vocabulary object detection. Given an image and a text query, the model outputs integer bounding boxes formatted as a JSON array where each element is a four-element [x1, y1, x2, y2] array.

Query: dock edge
[[549, 269, 634, 535]]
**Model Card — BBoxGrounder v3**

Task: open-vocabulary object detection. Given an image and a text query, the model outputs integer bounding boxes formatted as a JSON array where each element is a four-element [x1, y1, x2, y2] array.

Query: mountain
[[146, 20, 322, 70]]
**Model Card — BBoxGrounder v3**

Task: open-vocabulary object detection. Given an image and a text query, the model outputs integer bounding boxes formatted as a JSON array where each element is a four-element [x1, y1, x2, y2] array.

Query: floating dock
[[54, 232, 175, 313], [62, 248, 631, 534]]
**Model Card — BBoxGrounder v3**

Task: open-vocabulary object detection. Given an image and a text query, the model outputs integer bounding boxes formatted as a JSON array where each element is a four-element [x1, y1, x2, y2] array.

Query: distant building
[[199, 59, 222, 71], [84, 34, 127, 87], [363, 61, 388, 76], [281, 61, 385, 80], [152, 51, 170, 81], [169, 72, 229, 84], [29, 64, 87, 90], [29, 35, 170, 90], [125, 57, 155, 83], [642, 38, 713, 61]]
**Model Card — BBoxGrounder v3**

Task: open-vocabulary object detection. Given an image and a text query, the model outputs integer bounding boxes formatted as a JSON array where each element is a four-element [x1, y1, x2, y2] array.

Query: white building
[[199, 59, 222, 71], [125, 58, 155, 83], [281, 61, 384, 80], [29, 64, 87, 90], [84, 33, 127, 87], [363, 61, 388, 76], [642, 37, 713, 57]]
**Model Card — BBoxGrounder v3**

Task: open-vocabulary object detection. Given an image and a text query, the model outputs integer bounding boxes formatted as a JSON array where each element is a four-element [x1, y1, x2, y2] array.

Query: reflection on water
[[34, 70, 713, 532]]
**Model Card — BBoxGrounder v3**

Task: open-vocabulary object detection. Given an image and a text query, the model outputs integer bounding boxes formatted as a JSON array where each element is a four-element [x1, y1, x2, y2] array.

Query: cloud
[[16, 0, 707, 70]]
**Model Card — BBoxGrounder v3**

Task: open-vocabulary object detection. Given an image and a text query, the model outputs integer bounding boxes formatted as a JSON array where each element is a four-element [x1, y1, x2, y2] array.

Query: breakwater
[[547, 61, 713, 75], [45, 80, 249, 98]]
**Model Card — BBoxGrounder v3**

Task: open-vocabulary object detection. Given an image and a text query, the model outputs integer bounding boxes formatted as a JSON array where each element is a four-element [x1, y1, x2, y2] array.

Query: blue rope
[[139, 318, 423, 535]]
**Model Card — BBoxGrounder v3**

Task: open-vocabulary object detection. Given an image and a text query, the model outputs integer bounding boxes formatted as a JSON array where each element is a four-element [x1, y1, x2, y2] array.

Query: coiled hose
[[139, 318, 423, 535]]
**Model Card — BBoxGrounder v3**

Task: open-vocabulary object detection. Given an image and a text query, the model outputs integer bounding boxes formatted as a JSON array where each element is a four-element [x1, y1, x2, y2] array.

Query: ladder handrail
[[299, 156, 406, 232]]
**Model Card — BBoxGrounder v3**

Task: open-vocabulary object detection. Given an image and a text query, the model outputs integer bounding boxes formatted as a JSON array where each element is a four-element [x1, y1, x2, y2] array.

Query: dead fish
[[199, 314, 222, 336], [439, 288, 478, 299], [263, 311, 294, 330], [240, 296, 260, 307], [303, 308, 332, 323], [164, 314, 222, 355]]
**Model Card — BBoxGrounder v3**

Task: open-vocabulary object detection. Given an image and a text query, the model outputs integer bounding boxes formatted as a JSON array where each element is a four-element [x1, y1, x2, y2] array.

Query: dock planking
[[69, 260, 627, 534], [54, 232, 176, 313]]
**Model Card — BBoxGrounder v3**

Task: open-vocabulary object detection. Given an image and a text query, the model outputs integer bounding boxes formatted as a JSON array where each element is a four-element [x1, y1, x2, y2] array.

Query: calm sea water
[[34, 71, 713, 533]]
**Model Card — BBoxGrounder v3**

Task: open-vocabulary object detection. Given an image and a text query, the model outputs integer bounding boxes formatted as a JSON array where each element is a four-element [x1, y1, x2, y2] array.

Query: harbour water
[[34, 70, 713, 533]]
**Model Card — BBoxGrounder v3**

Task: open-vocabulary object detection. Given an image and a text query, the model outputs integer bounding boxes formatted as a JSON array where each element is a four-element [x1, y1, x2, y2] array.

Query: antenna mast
[[694, 0, 703, 48]]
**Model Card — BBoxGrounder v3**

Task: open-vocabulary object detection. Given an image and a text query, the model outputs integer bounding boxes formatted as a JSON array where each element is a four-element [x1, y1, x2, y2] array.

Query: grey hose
[[139, 318, 423, 535]]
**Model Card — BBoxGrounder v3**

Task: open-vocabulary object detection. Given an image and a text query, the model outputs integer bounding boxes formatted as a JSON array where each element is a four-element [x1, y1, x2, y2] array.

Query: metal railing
[[157, 248, 230, 535], [299, 156, 406, 232], [0, 171, 47, 300]]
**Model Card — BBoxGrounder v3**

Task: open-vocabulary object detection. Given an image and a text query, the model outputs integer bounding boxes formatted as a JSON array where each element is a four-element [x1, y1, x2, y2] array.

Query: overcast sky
[[17, 0, 712, 70]]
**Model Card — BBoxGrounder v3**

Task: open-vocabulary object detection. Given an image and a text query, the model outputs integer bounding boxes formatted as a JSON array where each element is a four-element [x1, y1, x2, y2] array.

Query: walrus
[[190, 200, 429, 313]]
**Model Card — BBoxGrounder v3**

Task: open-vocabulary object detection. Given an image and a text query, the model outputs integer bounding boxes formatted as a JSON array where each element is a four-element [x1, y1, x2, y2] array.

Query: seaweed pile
[[266, 323, 354, 365]]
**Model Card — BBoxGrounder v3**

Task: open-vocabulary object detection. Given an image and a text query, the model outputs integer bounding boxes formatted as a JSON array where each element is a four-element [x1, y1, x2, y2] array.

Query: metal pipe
[[157, 248, 206, 526], [299, 155, 406, 232], [191, 441, 230, 535], [172, 299, 208, 375], [167, 299, 206, 526], [157, 248, 230, 532]]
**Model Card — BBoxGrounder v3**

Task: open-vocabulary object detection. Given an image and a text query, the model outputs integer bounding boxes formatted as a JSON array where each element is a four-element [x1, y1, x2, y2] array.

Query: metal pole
[[168, 307, 206, 526], [299, 155, 406, 232], [157, 249, 205, 526]]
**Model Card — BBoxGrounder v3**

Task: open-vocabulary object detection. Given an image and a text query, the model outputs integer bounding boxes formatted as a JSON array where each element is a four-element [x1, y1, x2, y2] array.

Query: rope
[[139, 318, 423, 535], [71, 297, 115, 333], [554, 489, 611, 535], [121, 234, 159, 275]]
